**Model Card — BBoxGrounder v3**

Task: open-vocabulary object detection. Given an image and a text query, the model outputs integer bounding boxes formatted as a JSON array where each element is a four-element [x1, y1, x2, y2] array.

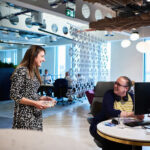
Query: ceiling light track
[[0, 27, 46, 39], [0, 40, 45, 46], [0, 9, 33, 21], [38, 28, 71, 41]]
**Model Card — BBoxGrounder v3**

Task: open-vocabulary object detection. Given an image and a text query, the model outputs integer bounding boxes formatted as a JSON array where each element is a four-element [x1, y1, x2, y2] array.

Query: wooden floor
[[43, 99, 100, 150], [0, 99, 99, 150], [43, 99, 150, 150]]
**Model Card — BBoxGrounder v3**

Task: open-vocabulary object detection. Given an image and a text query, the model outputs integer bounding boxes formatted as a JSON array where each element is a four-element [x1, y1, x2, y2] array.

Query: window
[[144, 53, 150, 81], [0, 50, 17, 65], [4, 58, 11, 63], [144, 39, 150, 81], [58, 45, 66, 78]]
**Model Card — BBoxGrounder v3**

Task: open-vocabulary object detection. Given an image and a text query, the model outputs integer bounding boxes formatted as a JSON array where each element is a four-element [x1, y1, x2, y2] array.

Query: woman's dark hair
[[18, 45, 45, 83]]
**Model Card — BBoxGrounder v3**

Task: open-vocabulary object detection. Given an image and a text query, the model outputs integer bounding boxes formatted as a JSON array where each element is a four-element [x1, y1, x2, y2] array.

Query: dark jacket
[[90, 89, 134, 138]]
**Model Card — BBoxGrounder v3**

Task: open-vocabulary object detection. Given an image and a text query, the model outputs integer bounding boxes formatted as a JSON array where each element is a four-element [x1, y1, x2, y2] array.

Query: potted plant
[[0, 61, 16, 101]]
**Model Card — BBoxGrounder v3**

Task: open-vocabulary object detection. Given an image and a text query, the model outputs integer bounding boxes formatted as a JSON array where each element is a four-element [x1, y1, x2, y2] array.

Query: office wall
[[110, 40, 143, 82]]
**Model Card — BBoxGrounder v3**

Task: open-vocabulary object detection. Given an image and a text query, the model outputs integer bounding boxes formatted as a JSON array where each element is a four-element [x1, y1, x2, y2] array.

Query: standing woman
[[10, 45, 56, 131]]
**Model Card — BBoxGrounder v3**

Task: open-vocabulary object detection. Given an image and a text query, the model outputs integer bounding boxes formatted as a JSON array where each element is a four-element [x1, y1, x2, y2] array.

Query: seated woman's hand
[[135, 115, 144, 120], [120, 111, 134, 117]]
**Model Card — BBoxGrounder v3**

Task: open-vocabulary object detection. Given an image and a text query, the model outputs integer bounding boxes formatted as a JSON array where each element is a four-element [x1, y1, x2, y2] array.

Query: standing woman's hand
[[34, 101, 48, 109], [40, 96, 53, 101], [39, 96, 57, 105]]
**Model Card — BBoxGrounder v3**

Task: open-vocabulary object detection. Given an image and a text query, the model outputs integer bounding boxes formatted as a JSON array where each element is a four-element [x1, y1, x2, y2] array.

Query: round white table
[[97, 120, 150, 148]]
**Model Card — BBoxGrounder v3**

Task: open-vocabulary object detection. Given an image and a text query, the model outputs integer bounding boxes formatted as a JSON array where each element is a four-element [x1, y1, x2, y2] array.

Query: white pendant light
[[130, 32, 139, 41], [136, 41, 150, 53], [121, 40, 131, 48]]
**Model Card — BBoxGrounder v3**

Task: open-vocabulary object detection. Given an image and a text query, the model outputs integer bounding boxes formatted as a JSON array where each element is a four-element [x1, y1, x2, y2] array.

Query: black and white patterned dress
[[10, 66, 43, 130]]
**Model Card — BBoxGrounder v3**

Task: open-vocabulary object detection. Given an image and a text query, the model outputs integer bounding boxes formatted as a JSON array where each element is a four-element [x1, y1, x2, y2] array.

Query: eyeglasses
[[114, 82, 128, 88]]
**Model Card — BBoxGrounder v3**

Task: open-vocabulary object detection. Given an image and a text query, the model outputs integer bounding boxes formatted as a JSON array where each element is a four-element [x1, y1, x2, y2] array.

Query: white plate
[[41, 101, 54, 107]]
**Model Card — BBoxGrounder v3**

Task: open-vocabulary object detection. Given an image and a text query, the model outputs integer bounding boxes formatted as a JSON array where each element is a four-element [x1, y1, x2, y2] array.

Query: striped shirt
[[114, 94, 133, 112]]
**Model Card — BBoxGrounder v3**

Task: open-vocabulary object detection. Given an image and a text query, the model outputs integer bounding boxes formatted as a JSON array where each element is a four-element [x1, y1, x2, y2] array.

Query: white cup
[[118, 116, 125, 129]]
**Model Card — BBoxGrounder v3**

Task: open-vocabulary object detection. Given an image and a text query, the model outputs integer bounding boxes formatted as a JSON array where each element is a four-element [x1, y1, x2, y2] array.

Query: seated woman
[[65, 72, 73, 88], [42, 69, 52, 84], [42, 69, 53, 96], [89, 76, 143, 150], [65, 71, 74, 101]]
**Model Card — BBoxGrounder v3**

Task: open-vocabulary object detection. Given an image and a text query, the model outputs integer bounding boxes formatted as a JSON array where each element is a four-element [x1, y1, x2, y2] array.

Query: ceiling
[[83, 0, 150, 32], [0, 0, 132, 43], [1, 0, 150, 47], [0, 0, 77, 49]]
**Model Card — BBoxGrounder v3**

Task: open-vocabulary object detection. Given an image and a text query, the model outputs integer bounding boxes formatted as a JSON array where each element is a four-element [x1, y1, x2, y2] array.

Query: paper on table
[[123, 117, 138, 123]]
